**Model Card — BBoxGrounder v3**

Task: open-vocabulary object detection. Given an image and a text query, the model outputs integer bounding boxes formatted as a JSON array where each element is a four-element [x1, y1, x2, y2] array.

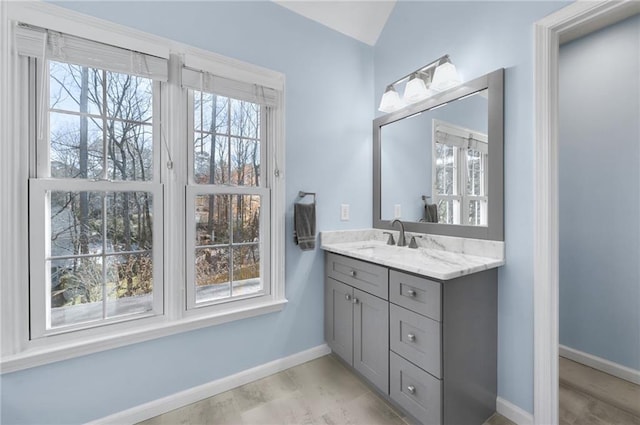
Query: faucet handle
[[409, 235, 423, 249], [383, 231, 395, 245]]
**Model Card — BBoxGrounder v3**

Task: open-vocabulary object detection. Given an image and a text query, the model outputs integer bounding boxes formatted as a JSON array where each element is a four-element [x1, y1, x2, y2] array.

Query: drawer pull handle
[[349, 270, 357, 277], [352, 298, 359, 304], [345, 294, 352, 301], [407, 333, 416, 342], [407, 385, 416, 394], [406, 289, 416, 297]]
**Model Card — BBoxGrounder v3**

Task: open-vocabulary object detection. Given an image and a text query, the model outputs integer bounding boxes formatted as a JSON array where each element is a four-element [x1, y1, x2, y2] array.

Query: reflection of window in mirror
[[432, 119, 488, 226]]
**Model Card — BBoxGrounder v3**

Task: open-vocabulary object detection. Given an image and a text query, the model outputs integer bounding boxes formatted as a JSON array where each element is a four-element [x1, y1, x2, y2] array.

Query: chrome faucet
[[391, 219, 407, 247]]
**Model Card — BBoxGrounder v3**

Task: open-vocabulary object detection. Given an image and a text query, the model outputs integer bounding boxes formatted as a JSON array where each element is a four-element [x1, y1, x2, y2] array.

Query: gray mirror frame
[[373, 68, 504, 241]]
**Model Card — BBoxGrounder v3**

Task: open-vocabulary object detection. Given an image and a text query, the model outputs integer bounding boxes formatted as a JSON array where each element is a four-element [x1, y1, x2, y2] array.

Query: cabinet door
[[353, 288, 389, 394], [325, 277, 353, 365]]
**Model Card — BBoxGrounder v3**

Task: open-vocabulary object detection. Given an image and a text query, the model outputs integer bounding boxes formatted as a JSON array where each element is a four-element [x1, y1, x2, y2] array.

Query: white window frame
[[186, 89, 272, 310], [27, 57, 165, 340], [0, 1, 286, 374], [432, 119, 488, 226]]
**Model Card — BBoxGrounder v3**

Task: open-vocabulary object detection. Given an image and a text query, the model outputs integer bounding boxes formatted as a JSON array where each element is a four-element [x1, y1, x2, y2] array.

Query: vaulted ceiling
[[273, 1, 397, 46]]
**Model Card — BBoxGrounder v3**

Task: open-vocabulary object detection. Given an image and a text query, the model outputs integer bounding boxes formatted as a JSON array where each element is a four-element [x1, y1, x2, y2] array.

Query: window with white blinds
[[23, 23, 166, 338], [3, 10, 285, 368]]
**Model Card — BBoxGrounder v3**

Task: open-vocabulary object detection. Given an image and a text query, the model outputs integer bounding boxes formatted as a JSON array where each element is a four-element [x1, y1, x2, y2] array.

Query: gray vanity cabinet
[[325, 253, 389, 394], [324, 251, 498, 425]]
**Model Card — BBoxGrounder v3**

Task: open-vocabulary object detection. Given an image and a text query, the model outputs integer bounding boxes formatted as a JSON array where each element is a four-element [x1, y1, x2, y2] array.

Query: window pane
[[437, 199, 459, 225], [106, 72, 152, 123], [194, 132, 213, 184], [466, 149, 484, 196], [200, 92, 215, 133], [106, 192, 154, 252], [106, 121, 153, 181], [216, 97, 229, 134], [467, 199, 486, 226], [48, 63, 154, 182], [214, 135, 230, 184], [105, 252, 153, 318], [193, 91, 261, 186], [49, 191, 103, 257], [195, 194, 230, 245], [49, 256, 104, 328], [49, 62, 102, 115], [232, 245, 261, 297], [435, 144, 456, 195], [232, 195, 260, 243], [195, 247, 230, 303], [231, 138, 260, 187], [50, 112, 103, 179]]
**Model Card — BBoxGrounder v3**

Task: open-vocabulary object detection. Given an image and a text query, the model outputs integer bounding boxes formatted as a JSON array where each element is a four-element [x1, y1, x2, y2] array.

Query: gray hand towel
[[294, 202, 316, 251], [425, 203, 438, 223]]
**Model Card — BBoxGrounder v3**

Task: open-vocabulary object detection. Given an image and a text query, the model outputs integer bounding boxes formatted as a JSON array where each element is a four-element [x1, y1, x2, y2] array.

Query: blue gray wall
[[1, 2, 373, 423], [559, 14, 640, 371], [374, 1, 566, 413]]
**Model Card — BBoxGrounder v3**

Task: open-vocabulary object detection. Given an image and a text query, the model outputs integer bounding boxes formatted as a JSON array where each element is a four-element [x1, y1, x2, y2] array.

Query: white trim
[[497, 396, 533, 425], [1, 298, 287, 374], [87, 344, 331, 425], [559, 345, 640, 386], [533, 2, 640, 424]]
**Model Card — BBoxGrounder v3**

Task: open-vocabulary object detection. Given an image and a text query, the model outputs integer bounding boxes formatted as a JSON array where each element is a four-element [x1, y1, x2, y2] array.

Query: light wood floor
[[138, 354, 508, 425], [138, 354, 640, 425], [559, 357, 640, 425]]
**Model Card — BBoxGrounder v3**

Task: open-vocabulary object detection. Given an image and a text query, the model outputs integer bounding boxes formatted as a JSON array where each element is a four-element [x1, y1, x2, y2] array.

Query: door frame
[[533, 1, 640, 424]]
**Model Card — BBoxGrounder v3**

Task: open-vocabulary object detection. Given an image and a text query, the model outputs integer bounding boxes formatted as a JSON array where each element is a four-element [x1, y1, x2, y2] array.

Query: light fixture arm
[[388, 54, 450, 87]]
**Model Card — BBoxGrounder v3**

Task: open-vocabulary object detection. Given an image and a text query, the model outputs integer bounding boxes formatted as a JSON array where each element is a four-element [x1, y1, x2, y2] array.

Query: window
[[433, 119, 488, 226], [183, 67, 278, 311], [2, 12, 285, 370], [19, 27, 167, 337]]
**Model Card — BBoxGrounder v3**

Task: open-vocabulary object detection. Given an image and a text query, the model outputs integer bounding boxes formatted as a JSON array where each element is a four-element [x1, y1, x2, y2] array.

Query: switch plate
[[394, 204, 401, 218], [341, 204, 350, 221]]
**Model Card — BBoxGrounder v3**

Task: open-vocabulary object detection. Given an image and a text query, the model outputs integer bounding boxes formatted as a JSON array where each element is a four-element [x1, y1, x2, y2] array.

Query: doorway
[[533, 1, 640, 424]]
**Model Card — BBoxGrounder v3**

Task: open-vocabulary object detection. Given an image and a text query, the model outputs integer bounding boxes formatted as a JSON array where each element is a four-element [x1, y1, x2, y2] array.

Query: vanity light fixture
[[378, 54, 461, 113]]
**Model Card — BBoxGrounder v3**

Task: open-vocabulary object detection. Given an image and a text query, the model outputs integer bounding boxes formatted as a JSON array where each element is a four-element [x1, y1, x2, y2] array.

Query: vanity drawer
[[389, 270, 441, 321], [390, 351, 442, 425], [325, 252, 388, 300], [390, 303, 442, 378]]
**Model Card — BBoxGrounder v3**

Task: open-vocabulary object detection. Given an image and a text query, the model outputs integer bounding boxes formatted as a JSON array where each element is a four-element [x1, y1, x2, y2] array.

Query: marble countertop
[[320, 230, 504, 281]]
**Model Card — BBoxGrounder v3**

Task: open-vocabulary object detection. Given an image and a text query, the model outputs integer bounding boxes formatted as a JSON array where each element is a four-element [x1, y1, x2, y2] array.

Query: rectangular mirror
[[373, 69, 504, 240]]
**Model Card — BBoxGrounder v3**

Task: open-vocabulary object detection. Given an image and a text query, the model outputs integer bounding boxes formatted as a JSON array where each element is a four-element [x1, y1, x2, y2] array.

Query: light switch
[[341, 204, 350, 221], [394, 204, 401, 218]]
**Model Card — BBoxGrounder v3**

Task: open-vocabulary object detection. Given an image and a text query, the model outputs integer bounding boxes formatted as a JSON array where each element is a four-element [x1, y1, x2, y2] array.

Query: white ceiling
[[273, 1, 397, 46]]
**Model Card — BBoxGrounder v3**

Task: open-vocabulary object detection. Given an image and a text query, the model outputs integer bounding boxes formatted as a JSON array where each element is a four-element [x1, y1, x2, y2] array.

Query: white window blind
[[434, 123, 488, 154], [14, 24, 168, 81], [182, 66, 277, 106]]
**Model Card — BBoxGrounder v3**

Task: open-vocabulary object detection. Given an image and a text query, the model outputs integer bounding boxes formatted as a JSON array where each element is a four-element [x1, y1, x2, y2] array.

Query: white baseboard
[[559, 344, 640, 385], [496, 396, 533, 425], [88, 344, 331, 425]]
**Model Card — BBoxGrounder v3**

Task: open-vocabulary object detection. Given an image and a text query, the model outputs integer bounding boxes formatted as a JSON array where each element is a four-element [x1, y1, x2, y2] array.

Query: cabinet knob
[[352, 298, 359, 304], [349, 270, 357, 277], [345, 294, 351, 301], [407, 333, 416, 342], [406, 289, 416, 297], [407, 385, 416, 394]]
